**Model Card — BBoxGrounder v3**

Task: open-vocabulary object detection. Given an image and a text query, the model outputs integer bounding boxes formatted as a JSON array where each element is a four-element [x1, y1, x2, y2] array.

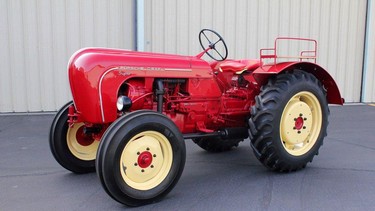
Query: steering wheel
[[199, 29, 228, 61]]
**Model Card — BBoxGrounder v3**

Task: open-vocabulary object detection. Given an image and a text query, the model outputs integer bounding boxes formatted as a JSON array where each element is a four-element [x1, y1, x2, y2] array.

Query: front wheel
[[248, 70, 329, 172], [96, 110, 186, 206], [49, 102, 99, 173]]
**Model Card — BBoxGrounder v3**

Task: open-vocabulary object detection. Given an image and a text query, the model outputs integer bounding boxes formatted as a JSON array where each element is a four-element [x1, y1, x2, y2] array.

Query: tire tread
[[249, 70, 329, 172]]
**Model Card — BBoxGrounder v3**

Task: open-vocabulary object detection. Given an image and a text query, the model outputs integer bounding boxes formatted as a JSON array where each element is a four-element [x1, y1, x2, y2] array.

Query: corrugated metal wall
[[144, 0, 368, 103], [0, 0, 372, 113], [363, 0, 375, 102], [0, 0, 135, 112]]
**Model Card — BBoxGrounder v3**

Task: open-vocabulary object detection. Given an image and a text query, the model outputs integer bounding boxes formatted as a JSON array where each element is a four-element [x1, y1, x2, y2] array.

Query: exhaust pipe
[[155, 79, 164, 113]]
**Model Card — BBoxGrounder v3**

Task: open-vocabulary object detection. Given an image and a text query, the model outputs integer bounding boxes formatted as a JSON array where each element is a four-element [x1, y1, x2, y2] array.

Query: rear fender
[[252, 62, 344, 105]]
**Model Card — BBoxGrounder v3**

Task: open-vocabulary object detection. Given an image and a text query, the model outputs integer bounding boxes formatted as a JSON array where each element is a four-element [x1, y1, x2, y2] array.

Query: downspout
[[361, 0, 373, 102], [135, 0, 145, 51]]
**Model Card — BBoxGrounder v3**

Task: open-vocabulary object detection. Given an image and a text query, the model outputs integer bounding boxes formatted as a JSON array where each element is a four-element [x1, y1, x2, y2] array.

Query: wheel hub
[[121, 136, 162, 183], [76, 127, 95, 146], [279, 91, 323, 156], [120, 131, 173, 190], [281, 100, 312, 145], [294, 116, 304, 130], [67, 123, 99, 161], [137, 151, 153, 168]]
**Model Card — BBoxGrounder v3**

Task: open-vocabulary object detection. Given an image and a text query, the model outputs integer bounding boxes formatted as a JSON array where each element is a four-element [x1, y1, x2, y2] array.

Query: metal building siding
[[0, 0, 135, 112], [144, 0, 368, 103], [0, 0, 15, 112], [363, 0, 375, 102], [1, 0, 371, 113]]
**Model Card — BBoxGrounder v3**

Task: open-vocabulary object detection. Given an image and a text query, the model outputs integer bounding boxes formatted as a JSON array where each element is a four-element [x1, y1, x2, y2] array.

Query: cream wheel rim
[[280, 91, 322, 156], [67, 123, 99, 161], [120, 131, 173, 190]]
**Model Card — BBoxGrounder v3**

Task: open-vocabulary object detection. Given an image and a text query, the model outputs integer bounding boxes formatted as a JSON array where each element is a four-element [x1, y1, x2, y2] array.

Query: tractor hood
[[68, 48, 212, 123]]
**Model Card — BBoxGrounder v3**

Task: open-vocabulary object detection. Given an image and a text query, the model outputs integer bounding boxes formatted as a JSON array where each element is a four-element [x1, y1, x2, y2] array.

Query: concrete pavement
[[1, 105, 375, 210]]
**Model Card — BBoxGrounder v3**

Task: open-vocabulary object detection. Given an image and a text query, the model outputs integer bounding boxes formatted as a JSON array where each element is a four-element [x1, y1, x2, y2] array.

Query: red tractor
[[49, 29, 343, 206]]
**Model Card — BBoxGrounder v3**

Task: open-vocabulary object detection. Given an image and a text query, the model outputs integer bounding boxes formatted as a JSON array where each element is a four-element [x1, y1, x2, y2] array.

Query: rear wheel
[[96, 110, 186, 206], [49, 102, 98, 173], [193, 137, 243, 152], [248, 70, 329, 172]]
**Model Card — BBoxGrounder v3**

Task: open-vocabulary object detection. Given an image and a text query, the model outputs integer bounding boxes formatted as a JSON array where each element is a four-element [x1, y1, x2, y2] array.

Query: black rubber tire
[[248, 70, 329, 172], [96, 110, 186, 207], [49, 101, 96, 173], [192, 137, 243, 152]]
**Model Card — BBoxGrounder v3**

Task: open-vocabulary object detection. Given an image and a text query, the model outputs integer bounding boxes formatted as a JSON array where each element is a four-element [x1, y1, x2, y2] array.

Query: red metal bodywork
[[252, 62, 343, 104], [67, 38, 343, 135]]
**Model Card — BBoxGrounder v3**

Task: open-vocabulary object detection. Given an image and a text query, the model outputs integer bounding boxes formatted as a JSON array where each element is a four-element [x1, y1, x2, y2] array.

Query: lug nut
[[137, 152, 140, 155], [141, 169, 145, 173], [146, 147, 150, 151], [298, 131, 301, 134], [151, 165, 154, 168], [153, 154, 156, 157], [303, 126, 306, 129], [304, 118, 307, 121], [299, 113, 303, 117], [134, 163, 138, 166]]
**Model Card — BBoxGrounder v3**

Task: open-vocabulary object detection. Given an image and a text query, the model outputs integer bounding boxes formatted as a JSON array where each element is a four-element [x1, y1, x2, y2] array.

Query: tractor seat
[[218, 59, 262, 74], [239, 59, 263, 71]]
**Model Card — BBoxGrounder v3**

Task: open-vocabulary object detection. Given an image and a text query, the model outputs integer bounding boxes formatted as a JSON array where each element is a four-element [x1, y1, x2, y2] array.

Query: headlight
[[116, 96, 132, 111]]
